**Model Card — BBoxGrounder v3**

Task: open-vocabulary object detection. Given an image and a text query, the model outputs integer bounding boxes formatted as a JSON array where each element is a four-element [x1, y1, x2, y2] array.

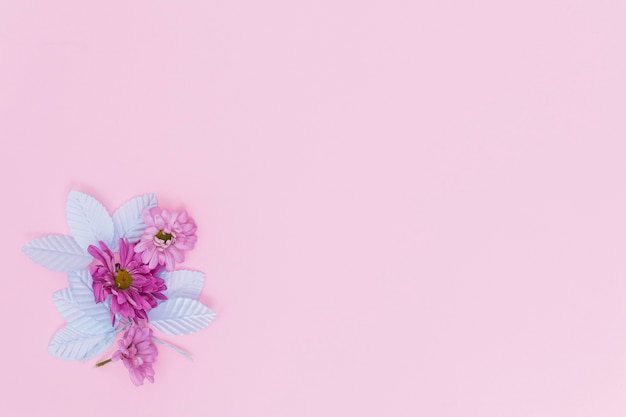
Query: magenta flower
[[88, 239, 167, 324], [134, 207, 197, 271], [112, 324, 158, 386]]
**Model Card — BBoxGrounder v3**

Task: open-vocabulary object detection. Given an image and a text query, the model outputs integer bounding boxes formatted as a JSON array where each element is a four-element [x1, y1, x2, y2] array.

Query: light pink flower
[[88, 239, 167, 324], [112, 324, 158, 386], [134, 207, 197, 271]]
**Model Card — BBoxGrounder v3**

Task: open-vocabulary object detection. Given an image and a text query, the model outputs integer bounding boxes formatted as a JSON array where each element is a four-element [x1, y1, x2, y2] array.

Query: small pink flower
[[88, 239, 167, 324], [112, 324, 158, 386], [134, 207, 197, 271]]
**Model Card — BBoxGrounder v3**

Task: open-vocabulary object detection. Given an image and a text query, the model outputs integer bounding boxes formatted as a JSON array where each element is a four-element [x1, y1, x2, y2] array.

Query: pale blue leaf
[[52, 288, 113, 334], [66, 190, 114, 250], [48, 324, 116, 361], [68, 270, 112, 325], [52, 289, 81, 322], [148, 298, 216, 336], [111, 194, 157, 249], [22, 235, 92, 272], [162, 270, 205, 300]]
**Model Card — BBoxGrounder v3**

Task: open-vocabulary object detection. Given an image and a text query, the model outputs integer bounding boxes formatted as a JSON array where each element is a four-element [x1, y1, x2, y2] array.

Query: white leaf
[[68, 270, 112, 325], [22, 235, 92, 272], [52, 288, 113, 334], [112, 194, 157, 248], [66, 190, 114, 250], [148, 298, 216, 336], [162, 270, 205, 300], [52, 289, 81, 322], [48, 324, 116, 361]]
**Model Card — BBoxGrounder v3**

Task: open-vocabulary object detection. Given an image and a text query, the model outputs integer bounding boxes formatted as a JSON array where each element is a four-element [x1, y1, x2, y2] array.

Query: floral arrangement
[[22, 191, 216, 386]]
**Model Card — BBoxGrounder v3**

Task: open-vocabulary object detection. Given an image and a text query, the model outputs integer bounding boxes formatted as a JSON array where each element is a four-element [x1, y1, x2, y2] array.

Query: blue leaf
[[68, 270, 112, 325], [162, 270, 205, 300], [52, 288, 113, 334], [52, 289, 81, 322], [22, 234, 92, 272], [111, 194, 157, 249], [66, 190, 114, 251], [148, 298, 216, 335], [48, 324, 116, 361]]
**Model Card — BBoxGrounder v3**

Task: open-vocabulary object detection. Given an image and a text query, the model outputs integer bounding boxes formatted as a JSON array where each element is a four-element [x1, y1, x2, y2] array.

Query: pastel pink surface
[[1, 1, 626, 416]]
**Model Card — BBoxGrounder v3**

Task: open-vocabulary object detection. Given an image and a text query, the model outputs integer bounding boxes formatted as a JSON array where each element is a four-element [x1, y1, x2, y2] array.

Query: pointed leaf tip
[[48, 324, 116, 361], [112, 194, 157, 245], [66, 191, 114, 250], [22, 235, 92, 272], [148, 298, 216, 336], [162, 270, 205, 300]]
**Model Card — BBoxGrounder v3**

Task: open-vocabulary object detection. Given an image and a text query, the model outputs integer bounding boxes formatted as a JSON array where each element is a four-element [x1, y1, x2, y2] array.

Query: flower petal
[[68, 270, 112, 324]]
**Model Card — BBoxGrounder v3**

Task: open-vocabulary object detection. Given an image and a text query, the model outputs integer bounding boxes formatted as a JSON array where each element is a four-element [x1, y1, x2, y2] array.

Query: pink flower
[[112, 324, 158, 386], [134, 207, 197, 271], [88, 239, 167, 324]]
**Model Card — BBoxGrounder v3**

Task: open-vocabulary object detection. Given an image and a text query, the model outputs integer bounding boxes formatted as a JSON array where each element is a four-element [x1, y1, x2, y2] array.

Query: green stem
[[94, 358, 112, 368]]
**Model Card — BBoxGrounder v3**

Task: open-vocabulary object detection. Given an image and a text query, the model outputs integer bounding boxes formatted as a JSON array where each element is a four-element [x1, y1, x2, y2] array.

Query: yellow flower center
[[156, 230, 173, 242], [115, 269, 133, 290]]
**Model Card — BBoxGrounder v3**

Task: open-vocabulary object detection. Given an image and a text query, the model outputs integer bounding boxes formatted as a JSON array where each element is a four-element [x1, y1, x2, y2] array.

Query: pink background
[[1, 1, 626, 416]]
